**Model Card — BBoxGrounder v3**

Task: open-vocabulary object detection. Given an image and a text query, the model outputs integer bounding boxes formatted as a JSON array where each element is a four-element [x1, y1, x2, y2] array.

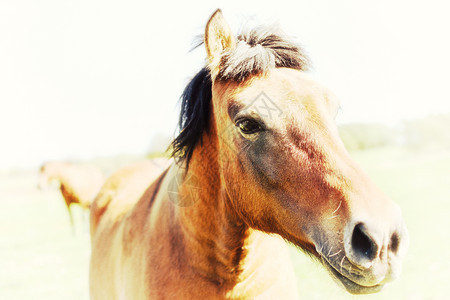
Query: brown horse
[[89, 10, 408, 299], [39, 161, 104, 224]]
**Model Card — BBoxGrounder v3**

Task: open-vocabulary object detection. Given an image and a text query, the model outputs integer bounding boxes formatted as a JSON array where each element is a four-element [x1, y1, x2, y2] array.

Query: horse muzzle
[[316, 215, 409, 294]]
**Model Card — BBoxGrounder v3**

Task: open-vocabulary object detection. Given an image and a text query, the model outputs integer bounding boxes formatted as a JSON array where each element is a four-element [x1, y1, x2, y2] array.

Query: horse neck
[[174, 130, 250, 286]]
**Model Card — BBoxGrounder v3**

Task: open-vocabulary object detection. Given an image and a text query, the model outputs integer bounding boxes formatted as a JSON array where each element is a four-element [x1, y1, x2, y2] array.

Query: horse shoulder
[[89, 160, 171, 300], [90, 160, 170, 237]]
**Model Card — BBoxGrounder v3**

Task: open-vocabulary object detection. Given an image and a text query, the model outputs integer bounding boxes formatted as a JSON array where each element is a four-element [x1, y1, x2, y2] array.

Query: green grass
[[1, 147, 449, 299], [0, 170, 91, 300]]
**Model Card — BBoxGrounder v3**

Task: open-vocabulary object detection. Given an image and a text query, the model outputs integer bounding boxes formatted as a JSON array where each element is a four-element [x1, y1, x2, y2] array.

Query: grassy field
[[1, 147, 449, 299]]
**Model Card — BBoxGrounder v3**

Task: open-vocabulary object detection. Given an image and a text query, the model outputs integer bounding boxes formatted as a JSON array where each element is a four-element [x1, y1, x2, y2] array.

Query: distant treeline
[[339, 114, 450, 151]]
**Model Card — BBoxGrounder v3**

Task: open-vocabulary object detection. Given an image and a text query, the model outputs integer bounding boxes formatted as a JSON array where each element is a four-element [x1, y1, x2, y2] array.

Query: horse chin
[[320, 256, 384, 295], [284, 231, 385, 295]]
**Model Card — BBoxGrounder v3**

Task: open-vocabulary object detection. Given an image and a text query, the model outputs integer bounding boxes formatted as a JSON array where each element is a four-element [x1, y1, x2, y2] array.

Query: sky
[[1, 0, 449, 169]]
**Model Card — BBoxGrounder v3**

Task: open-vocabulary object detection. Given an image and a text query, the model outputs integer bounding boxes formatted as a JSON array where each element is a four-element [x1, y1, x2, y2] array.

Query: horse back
[[89, 159, 170, 238]]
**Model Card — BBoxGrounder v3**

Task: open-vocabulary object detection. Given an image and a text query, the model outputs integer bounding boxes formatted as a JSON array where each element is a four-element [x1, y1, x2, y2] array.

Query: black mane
[[170, 25, 309, 167], [170, 67, 212, 167]]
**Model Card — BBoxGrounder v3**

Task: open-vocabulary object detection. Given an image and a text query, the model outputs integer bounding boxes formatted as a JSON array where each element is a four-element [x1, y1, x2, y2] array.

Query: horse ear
[[204, 9, 236, 76]]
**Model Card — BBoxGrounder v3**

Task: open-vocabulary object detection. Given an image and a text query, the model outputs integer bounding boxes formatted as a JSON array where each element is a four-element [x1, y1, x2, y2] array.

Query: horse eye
[[236, 119, 263, 134]]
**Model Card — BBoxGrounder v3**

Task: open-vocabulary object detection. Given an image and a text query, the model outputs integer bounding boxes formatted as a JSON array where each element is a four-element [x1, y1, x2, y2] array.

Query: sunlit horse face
[[205, 11, 408, 294]]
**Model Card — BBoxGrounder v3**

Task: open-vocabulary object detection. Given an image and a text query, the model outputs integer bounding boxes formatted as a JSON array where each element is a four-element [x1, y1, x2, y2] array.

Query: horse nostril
[[389, 232, 400, 254], [351, 223, 378, 261]]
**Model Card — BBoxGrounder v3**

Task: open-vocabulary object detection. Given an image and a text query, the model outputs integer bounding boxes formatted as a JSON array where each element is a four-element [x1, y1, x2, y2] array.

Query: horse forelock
[[218, 25, 310, 82]]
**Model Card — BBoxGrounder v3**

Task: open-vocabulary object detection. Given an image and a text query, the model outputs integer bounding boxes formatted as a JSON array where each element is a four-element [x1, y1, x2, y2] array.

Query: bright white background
[[1, 0, 449, 168]]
